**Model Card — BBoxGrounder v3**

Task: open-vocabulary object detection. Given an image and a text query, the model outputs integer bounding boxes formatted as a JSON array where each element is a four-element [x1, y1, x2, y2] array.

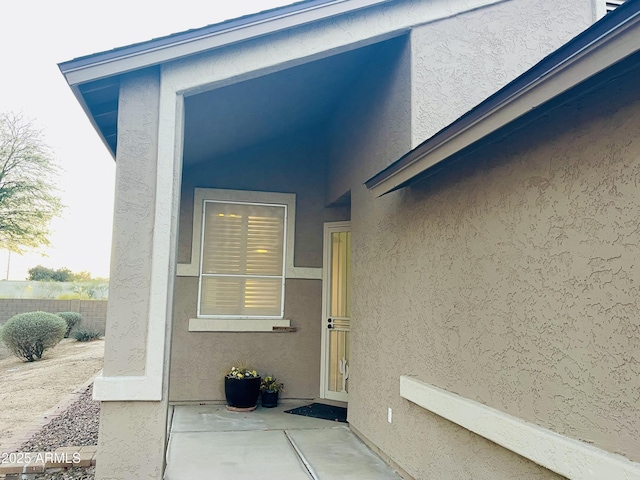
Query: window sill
[[177, 263, 322, 279], [188, 318, 291, 332]]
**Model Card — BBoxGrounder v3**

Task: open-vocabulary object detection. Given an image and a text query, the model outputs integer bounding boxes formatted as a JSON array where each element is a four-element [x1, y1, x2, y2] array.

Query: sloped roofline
[[365, 0, 640, 196], [59, 0, 390, 86]]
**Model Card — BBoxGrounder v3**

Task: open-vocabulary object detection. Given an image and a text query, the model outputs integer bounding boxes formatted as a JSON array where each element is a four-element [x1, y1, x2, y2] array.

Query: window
[[181, 188, 320, 331], [198, 200, 286, 318]]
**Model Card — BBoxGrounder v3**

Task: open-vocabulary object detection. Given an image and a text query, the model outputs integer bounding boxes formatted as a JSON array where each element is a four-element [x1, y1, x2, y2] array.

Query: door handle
[[327, 318, 333, 329]]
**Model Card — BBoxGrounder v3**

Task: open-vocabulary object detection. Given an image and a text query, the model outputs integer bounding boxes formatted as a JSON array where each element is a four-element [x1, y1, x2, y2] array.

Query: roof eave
[[68, 84, 118, 160], [366, 1, 640, 197], [58, 0, 391, 87]]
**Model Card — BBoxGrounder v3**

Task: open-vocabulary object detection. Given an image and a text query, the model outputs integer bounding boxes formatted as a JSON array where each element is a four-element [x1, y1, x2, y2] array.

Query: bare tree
[[0, 112, 62, 252]]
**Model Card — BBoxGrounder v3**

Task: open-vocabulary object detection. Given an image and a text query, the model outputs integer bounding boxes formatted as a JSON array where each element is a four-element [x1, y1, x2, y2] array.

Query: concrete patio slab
[[165, 404, 403, 480], [287, 428, 401, 479], [171, 402, 344, 433], [165, 430, 312, 480]]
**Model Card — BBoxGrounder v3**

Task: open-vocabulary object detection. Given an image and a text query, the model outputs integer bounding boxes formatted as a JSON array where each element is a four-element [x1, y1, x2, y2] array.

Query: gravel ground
[[20, 385, 99, 452], [18, 384, 99, 480], [31, 466, 96, 480], [0, 338, 104, 449]]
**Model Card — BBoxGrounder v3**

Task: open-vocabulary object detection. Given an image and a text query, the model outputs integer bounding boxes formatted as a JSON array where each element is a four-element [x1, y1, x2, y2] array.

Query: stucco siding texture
[[170, 277, 321, 401], [95, 69, 169, 480], [179, 132, 326, 268], [172, 132, 328, 402], [411, 0, 594, 145], [347, 63, 640, 477], [95, 401, 168, 479], [103, 69, 159, 377], [327, 36, 412, 204]]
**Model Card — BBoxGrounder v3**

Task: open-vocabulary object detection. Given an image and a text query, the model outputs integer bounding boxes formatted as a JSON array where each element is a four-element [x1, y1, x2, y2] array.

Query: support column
[[94, 67, 176, 480]]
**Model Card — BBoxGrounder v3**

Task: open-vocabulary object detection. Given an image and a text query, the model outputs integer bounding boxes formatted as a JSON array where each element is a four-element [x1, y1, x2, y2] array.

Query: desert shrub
[[72, 329, 102, 342], [0, 311, 66, 362], [56, 311, 83, 338]]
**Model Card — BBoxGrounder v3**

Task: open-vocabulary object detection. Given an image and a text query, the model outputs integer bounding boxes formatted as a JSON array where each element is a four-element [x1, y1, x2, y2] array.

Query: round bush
[[0, 311, 66, 362], [56, 311, 83, 338]]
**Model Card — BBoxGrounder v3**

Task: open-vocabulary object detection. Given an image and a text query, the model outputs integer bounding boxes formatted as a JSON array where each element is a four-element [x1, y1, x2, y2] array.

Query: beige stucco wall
[[410, 0, 594, 144], [96, 69, 170, 480], [102, 70, 160, 378], [171, 131, 338, 401], [90, 0, 605, 478], [96, 402, 168, 479], [170, 277, 322, 401], [178, 132, 327, 268], [326, 0, 594, 201], [326, 35, 412, 204], [345, 51, 640, 479], [321, 0, 611, 478]]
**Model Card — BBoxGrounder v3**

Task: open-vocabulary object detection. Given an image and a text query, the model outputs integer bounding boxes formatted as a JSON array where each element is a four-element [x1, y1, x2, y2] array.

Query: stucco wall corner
[[95, 401, 168, 480], [410, 0, 594, 145], [347, 60, 640, 479], [104, 69, 161, 378]]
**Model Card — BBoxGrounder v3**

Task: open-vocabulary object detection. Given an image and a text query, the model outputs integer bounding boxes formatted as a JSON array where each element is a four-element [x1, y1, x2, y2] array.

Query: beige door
[[320, 221, 351, 402]]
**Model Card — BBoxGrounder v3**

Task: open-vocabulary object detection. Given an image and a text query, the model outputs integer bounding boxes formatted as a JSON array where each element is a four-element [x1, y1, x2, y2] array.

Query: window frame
[[180, 188, 312, 332], [196, 198, 287, 319]]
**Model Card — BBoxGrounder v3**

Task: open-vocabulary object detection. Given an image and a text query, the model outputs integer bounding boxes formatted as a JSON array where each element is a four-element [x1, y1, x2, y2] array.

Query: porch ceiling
[[182, 41, 382, 166]]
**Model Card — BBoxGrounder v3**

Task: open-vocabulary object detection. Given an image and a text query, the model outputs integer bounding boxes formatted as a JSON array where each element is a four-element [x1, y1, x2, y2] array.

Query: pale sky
[[0, 0, 296, 280]]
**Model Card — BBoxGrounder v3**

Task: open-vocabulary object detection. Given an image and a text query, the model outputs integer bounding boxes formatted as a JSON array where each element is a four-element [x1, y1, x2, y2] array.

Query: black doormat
[[284, 403, 347, 423]]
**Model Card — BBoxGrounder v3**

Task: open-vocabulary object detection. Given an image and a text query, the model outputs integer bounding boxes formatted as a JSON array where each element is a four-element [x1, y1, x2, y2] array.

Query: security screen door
[[321, 221, 351, 402]]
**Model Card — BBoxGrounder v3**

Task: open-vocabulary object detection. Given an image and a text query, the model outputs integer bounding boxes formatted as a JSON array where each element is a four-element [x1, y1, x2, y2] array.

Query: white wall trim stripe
[[400, 376, 640, 480]]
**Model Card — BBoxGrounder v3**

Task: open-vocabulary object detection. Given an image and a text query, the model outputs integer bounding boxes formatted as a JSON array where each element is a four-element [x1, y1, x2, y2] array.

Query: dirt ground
[[0, 339, 104, 451]]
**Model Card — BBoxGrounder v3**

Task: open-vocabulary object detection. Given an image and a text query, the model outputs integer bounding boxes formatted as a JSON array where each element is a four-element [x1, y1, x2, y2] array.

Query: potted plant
[[224, 366, 261, 411], [260, 375, 284, 408]]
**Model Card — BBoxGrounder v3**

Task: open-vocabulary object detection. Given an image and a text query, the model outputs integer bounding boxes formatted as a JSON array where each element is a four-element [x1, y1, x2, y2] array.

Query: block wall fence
[[0, 299, 107, 333]]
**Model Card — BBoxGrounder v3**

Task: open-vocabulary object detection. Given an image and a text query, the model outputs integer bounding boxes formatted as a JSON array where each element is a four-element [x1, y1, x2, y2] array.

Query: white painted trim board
[[400, 376, 640, 480]]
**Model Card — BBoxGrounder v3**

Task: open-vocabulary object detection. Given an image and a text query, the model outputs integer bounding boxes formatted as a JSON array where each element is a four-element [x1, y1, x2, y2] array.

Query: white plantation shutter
[[199, 201, 286, 317]]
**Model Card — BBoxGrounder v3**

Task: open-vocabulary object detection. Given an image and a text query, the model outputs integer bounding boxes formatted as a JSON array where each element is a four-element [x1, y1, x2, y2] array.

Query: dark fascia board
[[365, 0, 640, 197], [58, 0, 391, 87]]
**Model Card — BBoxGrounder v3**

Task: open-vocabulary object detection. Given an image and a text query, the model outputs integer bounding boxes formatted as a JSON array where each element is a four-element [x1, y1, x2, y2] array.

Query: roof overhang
[[58, 0, 392, 159], [59, 0, 391, 87], [365, 0, 640, 196]]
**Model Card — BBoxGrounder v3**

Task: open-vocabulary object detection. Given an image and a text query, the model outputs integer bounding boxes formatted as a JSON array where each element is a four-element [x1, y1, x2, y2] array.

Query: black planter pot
[[261, 391, 279, 408], [225, 376, 261, 409]]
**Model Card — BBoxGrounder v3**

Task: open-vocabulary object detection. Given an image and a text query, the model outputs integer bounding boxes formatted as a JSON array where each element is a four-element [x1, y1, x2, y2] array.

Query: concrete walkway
[[164, 403, 402, 480]]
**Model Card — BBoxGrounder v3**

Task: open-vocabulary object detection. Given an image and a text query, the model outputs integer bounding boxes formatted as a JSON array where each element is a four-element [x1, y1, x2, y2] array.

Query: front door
[[320, 221, 351, 402]]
